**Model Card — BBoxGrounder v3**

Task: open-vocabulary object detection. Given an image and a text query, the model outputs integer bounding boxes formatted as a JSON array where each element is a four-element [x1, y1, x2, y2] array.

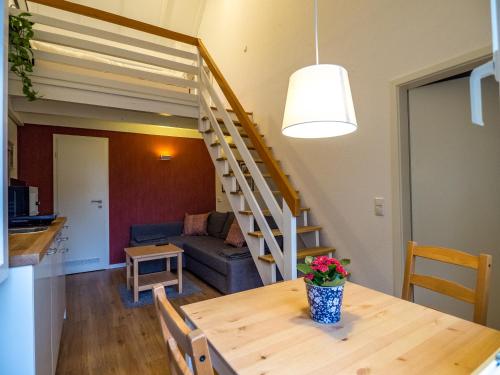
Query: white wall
[[198, 0, 492, 293], [409, 76, 500, 328]]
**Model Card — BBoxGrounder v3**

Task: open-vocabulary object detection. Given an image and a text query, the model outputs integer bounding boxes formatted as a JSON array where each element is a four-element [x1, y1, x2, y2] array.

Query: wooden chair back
[[402, 241, 492, 325], [152, 285, 214, 375]]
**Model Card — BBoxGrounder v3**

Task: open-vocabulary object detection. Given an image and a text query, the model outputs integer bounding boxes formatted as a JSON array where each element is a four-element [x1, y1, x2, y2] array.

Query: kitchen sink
[[8, 226, 49, 234]]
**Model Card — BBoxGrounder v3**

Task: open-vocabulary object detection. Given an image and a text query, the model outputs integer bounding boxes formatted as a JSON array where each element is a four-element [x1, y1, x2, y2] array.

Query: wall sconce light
[[159, 155, 172, 161]]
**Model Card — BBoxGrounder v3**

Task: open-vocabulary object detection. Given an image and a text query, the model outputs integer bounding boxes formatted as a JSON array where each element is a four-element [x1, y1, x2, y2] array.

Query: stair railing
[[198, 66, 287, 278], [197, 41, 301, 217]]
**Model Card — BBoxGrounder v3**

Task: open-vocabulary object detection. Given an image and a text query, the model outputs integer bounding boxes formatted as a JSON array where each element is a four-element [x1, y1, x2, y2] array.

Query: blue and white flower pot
[[305, 283, 344, 324]]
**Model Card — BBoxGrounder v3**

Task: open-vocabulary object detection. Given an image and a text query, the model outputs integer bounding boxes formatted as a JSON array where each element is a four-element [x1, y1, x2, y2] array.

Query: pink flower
[[310, 256, 348, 276], [336, 265, 348, 277], [313, 256, 329, 265], [304, 273, 314, 280], [311, 264, 329, 273], [328, 258, 340, 266]]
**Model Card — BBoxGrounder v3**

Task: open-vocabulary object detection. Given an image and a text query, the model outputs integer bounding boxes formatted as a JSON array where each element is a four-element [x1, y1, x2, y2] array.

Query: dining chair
[[402, 241, 492, 325], [152, 284, 214, 375]]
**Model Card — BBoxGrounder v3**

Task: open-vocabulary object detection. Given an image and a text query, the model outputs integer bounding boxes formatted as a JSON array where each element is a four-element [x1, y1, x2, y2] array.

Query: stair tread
[[202, 116, 250, 128], [210, 106, 253, 116], [202, 128, 248, 138], [210, 141, 256, 150], [223, 172, 287, 178], [258, 247, 336, 264], [259, 246, 335, 263], [202, 128, 264, 138], [206, 117, 260, 128], [230, 190, 298, 196], [239, 208, 309, 216], [248, 225, 321, 238], [216, 156, 264, 163]]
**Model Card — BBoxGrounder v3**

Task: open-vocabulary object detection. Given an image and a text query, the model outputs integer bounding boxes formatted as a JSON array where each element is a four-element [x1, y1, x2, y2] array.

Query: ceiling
[[26, 0, 207, 37]]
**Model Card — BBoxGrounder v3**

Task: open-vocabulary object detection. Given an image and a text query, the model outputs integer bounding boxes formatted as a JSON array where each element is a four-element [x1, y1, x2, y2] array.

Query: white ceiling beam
[[9, 80, 199, 118], [10, 98, 197, 129], [15, 63, 197, 105], [34, 30, 197, 74], [10, 8, 197, 60], [16, 113, 202, 139], [34, 50, 198, 89]]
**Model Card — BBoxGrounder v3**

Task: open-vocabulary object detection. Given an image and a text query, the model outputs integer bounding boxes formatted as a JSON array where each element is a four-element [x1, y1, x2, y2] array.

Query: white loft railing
[[8, 8, 199, 117], [11, 0, 301, 284]]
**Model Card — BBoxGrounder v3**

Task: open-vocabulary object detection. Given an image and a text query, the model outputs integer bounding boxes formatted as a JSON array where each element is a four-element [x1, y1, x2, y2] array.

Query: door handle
[[90, 200, 103, 204]]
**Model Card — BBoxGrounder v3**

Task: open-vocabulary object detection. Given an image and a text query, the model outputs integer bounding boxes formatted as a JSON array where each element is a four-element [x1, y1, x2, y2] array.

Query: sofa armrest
[[130, 221, 183, 244], [162, 221, 184, 237]]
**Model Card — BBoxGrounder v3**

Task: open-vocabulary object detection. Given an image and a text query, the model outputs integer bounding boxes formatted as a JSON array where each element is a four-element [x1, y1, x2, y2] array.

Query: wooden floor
[[56, 268, 221, 375]]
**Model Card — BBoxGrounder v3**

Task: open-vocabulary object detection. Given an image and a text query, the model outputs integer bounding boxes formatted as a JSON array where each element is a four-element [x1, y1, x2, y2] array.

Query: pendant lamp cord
[[314, 0, 319, 64]]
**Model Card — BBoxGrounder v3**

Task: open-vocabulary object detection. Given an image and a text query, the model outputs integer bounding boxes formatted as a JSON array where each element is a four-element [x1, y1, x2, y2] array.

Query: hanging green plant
[[9, 12, 41, 101]]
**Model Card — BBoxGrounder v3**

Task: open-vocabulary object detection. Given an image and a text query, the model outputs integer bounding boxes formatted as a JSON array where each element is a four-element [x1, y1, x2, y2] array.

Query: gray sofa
[[129, 212, 263, 294]]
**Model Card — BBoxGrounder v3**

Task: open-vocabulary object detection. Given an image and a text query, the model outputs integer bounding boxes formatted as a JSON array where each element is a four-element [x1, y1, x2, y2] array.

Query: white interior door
[[409, 75, 500, 329], [54, 134, 109, 274]]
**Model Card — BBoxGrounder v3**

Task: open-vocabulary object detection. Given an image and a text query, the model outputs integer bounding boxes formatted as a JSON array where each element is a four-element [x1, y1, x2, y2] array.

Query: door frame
[[53, 134, 110, 271], [390, 46, 492, 295]]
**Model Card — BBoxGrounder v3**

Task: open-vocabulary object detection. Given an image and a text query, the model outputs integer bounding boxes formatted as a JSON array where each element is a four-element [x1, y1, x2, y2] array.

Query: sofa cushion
[[183, 212, 209, 236], [181, 236, 243, 275], [207, 211, 228, 238], [135, 233, 167, 243], [219, 212, 235, 239], [225, 220, 246, 248], [218, 247, 251, 259]]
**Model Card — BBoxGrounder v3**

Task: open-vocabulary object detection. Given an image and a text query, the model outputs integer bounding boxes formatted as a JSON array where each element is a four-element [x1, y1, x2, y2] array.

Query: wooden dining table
[[181, 279, 500, 375]]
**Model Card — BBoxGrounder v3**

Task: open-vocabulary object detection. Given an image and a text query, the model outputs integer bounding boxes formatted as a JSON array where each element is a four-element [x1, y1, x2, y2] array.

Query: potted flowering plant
[[297, 255, 350, 324]]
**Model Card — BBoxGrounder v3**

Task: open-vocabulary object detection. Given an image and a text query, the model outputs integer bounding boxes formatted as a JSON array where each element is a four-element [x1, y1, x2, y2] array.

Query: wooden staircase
[[199, 105, 336, 283]]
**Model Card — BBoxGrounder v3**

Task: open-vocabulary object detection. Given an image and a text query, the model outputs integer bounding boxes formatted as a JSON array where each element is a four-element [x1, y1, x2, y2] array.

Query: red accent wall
[[18, 124, 215, 264]]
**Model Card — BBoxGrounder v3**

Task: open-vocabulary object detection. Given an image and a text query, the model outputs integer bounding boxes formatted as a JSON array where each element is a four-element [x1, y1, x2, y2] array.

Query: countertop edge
[[9, 217, 67, 267]]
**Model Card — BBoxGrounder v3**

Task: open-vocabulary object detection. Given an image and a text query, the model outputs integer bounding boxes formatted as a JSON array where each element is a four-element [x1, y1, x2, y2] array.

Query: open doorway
[[393, 50, 500, 329]]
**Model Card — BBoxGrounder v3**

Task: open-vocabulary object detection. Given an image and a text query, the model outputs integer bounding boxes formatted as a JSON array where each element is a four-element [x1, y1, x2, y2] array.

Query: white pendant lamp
[[282, 0, 357, 138]]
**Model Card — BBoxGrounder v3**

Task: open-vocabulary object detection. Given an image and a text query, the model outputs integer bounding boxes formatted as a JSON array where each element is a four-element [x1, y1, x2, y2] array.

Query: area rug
[[118, 278, 201, 309]]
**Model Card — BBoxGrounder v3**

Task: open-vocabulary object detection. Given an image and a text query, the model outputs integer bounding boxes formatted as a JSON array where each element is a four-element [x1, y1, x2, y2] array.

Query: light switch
[[374, 197, 384, 216]]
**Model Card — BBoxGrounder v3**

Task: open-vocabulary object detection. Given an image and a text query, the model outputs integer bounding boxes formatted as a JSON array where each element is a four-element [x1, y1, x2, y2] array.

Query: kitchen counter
[[9, 217, 67, 267]]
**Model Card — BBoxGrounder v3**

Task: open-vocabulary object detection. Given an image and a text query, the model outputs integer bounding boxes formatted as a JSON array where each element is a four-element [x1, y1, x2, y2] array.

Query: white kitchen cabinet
[[51, 234, 67, 373], [35, 249, 53, 375], [0, 231, 67, 375]]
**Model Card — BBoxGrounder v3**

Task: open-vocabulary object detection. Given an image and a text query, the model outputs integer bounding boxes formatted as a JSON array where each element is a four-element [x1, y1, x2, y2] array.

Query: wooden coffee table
[[124, 243, 183, 302]]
